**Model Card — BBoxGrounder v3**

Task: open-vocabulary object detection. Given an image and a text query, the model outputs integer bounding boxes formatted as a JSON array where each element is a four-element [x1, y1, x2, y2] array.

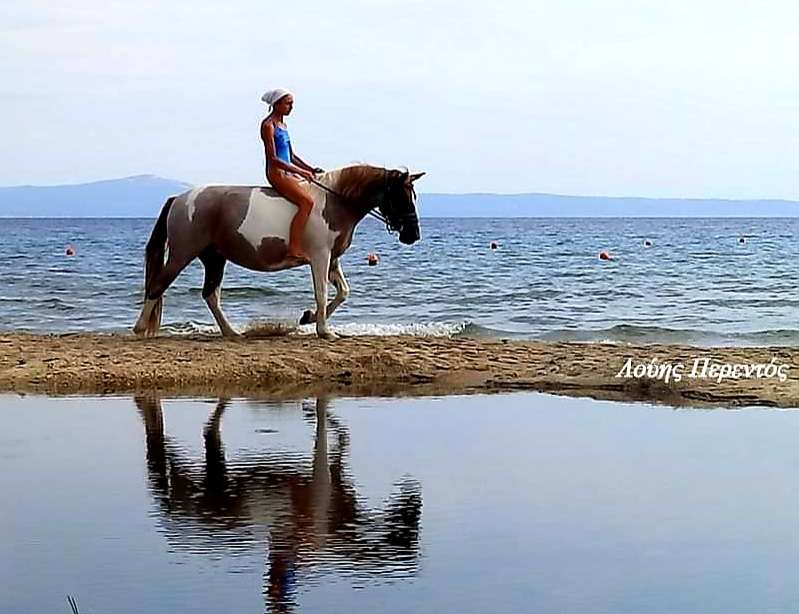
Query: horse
[[133, 165, 424, 339], [135, 395, 422, 612]]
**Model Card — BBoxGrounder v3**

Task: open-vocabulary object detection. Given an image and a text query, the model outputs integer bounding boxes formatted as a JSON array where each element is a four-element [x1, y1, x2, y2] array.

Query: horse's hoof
[[318, 331, 340, 341], [299, 310, 313, 325], [132, 324, 152, 338]]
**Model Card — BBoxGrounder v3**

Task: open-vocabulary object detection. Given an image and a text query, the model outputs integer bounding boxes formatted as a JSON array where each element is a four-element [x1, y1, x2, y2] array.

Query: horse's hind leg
[[134, 254, 194, 337], [199, 248, 238, 338]]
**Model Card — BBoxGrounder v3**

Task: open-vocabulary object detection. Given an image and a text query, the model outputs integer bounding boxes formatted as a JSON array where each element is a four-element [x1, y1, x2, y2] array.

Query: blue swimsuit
[[272, 125, 291, 165]]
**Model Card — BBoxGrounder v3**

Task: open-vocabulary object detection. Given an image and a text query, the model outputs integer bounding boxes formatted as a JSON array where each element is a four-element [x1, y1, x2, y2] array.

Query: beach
[[1, 332, 795, 407]]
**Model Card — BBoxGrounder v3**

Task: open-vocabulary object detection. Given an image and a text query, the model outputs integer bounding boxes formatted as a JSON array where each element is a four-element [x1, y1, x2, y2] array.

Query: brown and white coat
[[133, 165, 423, 339]]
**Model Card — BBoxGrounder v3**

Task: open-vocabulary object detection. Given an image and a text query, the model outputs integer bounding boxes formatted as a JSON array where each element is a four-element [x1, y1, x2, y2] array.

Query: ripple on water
[[3, 217, 799, 344]]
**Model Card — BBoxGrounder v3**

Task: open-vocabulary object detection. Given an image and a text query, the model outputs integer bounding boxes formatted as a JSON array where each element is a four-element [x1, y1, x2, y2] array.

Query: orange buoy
[[367, 252, 379, 266], [65, 245, 76, 257], [599, 251, 611, 261], [490, 241, 498, 250]]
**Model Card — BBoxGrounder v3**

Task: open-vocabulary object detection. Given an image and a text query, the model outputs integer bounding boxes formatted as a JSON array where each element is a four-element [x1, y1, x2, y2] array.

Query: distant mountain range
[[1, 175, 798, 217], [0, 175, 191, 217]]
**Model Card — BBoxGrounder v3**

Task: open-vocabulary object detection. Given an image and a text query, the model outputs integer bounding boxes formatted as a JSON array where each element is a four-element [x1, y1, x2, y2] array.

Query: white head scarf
[[261, 88, 292, 109]]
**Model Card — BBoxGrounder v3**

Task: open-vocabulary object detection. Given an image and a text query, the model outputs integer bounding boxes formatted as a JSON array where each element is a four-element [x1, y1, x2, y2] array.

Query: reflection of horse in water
[[135, 396, 422, 613]]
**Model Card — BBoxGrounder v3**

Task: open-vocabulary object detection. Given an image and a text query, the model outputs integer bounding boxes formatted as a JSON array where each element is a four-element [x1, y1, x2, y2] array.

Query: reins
[[308, 174, 392, 230]]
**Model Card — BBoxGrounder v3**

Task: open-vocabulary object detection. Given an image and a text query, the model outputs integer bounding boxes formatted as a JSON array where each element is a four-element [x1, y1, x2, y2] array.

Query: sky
[[3, 1, 799, 198]]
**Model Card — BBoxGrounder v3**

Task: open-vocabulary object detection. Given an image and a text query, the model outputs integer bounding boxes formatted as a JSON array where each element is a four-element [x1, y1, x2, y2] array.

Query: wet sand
[[1, 332, 798, 407]]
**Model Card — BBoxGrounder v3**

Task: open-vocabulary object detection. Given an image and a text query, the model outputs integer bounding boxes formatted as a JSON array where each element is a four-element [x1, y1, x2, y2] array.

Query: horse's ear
[[409, 172, 426, 183]]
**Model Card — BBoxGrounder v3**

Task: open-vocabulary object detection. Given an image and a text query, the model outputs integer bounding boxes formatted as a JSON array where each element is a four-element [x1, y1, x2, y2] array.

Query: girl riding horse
[[260, 88, 323, 261], [132, 164, 424, 340]]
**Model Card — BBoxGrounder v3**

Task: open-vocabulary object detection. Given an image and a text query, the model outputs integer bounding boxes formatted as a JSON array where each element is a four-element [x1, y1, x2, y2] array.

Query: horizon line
[[2, 174, 799, 204]]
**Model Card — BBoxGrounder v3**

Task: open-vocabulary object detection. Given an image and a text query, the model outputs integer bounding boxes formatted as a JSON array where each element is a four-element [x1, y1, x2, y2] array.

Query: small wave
[[158, 319, 473, 338], [34, 313, 799, 347], [540, 324, 799, 347], [454, 322, 526, 338], [38, 297, 76, 311], [296, 321, 471, 337], [160, 321, 220, 335]]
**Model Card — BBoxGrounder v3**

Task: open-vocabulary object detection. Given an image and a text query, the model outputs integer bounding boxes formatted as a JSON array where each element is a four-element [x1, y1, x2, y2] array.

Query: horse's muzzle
[[399, 220, 420, 245], [395, 211, 420, 245]]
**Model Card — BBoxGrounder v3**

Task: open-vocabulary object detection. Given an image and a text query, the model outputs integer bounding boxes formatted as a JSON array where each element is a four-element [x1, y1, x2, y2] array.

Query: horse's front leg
[[300, 260, 350, 326], [310, 250, 338, 340], [311, 397, 332, 537], [326, 260, 350, 319]]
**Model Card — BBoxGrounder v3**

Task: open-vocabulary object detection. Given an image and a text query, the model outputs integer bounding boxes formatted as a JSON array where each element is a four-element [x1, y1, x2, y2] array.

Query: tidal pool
[[3, 392, 799, 613]]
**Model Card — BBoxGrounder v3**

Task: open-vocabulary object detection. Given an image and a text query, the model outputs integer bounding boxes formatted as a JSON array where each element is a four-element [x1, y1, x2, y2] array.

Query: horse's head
[[379, 169, 424, 245], [331, 165, 425, 244]]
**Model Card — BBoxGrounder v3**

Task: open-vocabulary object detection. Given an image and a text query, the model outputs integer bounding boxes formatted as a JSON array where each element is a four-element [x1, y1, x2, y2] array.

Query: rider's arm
[[290, 148, 321, 173], [262, 121, 305, 175]]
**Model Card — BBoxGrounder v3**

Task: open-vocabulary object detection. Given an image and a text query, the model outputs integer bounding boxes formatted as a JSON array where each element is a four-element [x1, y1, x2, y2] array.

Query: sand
[[1, 332, 798, 408]]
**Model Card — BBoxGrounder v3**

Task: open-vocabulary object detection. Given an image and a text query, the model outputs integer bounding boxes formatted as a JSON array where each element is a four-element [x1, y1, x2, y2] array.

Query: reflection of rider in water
[[260, 89, 324, 261], [267, 549, 298, 611], [135, 395, 422, 614]]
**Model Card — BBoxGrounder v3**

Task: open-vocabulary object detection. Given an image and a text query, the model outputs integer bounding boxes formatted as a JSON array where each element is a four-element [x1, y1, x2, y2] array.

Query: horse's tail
[[145, 196, 174, 295], [134, 196, 174, 337]]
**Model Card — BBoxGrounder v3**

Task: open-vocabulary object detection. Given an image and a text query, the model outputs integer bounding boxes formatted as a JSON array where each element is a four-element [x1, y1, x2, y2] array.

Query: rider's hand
[[298, 169, 315, 181]]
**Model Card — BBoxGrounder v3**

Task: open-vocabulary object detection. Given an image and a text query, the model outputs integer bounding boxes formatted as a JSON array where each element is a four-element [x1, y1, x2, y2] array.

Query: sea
[[1, 216, 798, 345]]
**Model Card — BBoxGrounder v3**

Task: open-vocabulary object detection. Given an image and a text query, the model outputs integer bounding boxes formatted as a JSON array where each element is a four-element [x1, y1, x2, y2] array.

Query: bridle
[[309, 169, 416, 234]]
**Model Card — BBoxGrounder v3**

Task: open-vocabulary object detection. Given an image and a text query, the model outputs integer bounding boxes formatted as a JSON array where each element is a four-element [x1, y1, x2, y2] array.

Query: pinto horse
[[133, 165, 423, 339]]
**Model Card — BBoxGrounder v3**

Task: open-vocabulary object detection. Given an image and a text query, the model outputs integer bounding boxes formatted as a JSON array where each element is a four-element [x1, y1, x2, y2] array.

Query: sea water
[[1, 217, 797, 345]]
